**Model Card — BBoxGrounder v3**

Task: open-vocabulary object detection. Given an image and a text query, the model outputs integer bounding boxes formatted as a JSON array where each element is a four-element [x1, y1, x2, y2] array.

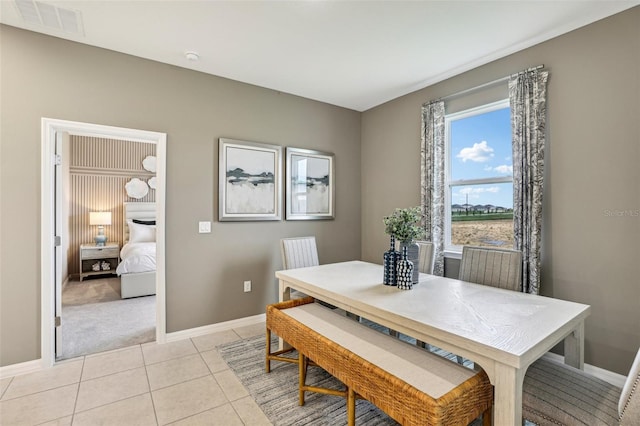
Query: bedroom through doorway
[[41, 118, 167, 365]]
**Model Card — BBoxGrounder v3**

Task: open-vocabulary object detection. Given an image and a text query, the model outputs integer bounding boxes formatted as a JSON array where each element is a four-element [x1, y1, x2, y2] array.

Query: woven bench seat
[[266, 298, 493, 426]]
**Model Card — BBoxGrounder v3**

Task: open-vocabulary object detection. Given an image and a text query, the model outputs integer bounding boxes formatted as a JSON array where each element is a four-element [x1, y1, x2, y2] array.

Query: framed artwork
[[219, 138, 282, 221], [285, 147, 335, 220]]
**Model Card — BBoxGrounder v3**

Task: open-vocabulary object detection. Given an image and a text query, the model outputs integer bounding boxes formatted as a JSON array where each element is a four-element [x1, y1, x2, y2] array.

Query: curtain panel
[[509, 70, 549, 294], [420, 101, 445, 276]]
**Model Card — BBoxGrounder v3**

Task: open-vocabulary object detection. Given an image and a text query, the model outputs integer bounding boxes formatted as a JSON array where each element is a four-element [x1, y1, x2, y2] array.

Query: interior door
[[54, 131, 63, 358]]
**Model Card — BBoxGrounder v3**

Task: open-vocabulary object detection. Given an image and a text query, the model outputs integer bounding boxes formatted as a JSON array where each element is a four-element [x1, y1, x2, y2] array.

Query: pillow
[[133, 219, 156, 225], [127, 220, 156, 243]]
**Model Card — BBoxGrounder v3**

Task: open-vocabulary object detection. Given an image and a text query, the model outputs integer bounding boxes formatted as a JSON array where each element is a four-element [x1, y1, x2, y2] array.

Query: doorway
[[41, 118, 167, 367]]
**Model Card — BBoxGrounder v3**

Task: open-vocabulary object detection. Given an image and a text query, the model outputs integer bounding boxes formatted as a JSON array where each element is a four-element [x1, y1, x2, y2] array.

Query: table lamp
[[89, 211, 112, 246]]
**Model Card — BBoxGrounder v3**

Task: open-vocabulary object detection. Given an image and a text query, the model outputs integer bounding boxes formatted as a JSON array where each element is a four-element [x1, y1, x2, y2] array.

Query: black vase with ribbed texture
[[396, 246, 414, 290], [383, 236, 399, 286]]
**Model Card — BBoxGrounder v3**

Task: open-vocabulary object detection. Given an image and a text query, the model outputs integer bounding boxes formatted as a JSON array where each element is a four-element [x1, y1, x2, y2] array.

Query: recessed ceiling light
[[184, 51, 200, 62]]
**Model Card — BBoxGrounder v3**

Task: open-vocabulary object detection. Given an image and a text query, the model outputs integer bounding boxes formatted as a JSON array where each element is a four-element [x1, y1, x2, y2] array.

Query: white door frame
[[41, 118, 167, 367]]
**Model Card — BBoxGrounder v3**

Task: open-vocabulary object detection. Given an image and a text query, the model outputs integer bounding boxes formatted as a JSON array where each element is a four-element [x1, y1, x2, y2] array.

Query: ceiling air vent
[[14, 0, 84, 35]]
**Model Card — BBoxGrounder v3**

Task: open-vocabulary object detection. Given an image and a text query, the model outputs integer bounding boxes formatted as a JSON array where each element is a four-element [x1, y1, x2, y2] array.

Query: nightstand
[[79, 242, 120, 281]]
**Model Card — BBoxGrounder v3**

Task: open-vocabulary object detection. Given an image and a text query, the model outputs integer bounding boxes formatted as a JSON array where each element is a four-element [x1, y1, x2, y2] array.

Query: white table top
[[276, 260, 591, 424]]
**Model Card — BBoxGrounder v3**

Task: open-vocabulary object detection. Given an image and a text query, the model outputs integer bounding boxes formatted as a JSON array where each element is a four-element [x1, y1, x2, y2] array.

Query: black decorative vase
[[396, 246, 414, 290], [383, 236, 399, 286], [399, 241, 420, 284]]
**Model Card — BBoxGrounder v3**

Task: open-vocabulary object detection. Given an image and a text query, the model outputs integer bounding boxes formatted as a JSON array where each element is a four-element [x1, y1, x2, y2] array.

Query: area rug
[[218, 334, 490, 426]]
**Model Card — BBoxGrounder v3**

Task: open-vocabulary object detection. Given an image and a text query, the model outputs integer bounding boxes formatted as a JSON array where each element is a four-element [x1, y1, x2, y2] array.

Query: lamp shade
[[89, 211, 112, 226]]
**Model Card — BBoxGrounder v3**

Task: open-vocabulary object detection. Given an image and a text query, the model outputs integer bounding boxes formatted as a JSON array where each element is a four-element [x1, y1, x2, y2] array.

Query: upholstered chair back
[[280, 236, 319, 270], [459, 246, 522, 291]]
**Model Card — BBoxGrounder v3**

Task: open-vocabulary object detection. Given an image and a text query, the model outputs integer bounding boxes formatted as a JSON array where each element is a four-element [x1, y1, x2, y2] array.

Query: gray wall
[[361, 7, 639, 374], [0, 25, 361, 366]]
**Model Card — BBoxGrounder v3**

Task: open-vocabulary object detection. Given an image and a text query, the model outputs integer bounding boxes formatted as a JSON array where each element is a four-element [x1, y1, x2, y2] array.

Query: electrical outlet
[[243, 280, 251, 292]]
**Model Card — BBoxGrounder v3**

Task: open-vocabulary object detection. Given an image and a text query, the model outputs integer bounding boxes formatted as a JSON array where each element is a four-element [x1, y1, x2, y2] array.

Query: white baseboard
[[542, 352, 626, 388], [0, 359, 44, 379], [165, 313, 266, 343]]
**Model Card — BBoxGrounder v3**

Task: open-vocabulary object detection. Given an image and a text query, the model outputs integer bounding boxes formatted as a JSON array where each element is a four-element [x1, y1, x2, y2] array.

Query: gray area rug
[[218, 334, 488, 426], [60, 278, 155, 359]]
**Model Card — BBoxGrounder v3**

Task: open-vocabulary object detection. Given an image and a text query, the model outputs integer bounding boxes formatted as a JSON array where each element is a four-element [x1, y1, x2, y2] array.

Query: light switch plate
[[198, 221, 211, 233]]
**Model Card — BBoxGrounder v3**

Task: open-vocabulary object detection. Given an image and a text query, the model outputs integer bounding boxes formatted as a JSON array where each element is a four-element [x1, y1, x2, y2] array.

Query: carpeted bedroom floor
[[60, 277, 155, 360]]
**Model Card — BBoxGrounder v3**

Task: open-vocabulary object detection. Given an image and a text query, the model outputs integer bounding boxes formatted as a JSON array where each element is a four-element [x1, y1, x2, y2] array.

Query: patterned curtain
[[509, 70, 549, 294], [420, 101, 445, 276]]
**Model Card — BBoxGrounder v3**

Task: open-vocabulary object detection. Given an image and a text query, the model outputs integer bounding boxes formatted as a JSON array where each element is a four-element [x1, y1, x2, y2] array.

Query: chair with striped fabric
[[280, 236, 319, 300], [523, 347, 640, 425], [452, 246, 522, 364], [416, 241, 434, 274], [459, 245, 523, 291], [280, 236, 319, 270]]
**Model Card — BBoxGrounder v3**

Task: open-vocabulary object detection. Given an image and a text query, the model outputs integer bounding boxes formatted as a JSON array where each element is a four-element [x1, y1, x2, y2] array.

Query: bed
[[116, 202, 156, 298]]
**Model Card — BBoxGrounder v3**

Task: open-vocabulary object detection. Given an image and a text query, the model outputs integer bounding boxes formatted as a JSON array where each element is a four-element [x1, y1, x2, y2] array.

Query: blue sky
[[450, 106, 513, 208]]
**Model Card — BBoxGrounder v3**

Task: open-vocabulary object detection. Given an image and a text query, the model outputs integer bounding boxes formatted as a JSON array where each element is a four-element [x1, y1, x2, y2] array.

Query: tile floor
[[0, 323, 271, 426]]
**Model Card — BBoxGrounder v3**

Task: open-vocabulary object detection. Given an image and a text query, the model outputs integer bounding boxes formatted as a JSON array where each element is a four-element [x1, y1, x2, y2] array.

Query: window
[[444, 99, 513, 253]]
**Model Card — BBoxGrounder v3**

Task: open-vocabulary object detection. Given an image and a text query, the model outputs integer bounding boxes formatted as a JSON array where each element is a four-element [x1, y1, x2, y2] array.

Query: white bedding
[[116, 242, 156, 275]]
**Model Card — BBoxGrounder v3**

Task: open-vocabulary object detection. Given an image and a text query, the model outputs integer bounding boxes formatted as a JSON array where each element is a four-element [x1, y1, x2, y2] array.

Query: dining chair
[[458, 245, 522, 291], [416, 241, 434, 274], [280, 236, 348, 314], [451, 245, 522, 363], [523, 347, 640, 425], [280, 236, 319, 270], [280, 236, 319, 300]]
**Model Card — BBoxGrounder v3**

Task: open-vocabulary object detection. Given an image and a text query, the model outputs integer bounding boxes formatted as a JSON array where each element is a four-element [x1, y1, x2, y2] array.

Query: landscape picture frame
[[219, 138, 282, 221], [285, 147, 335, 220]]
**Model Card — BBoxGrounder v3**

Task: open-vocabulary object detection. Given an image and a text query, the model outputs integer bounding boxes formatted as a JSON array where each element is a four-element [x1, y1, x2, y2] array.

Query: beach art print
[[285, 147, 335, 220], [219, 138, 282, 221]]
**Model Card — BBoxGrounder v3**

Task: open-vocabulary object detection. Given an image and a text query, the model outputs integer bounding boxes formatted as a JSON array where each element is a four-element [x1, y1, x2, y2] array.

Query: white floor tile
[[168, 403, 244, 426], [200, 349, 229, 373], [214, 369, 249, 401], [142, 339, 198, 365], [82, 346, 144, 381], [35, 415, 72, 426], [234, 322, 266, 339], [75, 366, 149, 412], [152, 375, 228, 425], [232, 395, 272, 425], [0, 383, 77, 426], [0, 377, 13, 399], [191, 330, 240, 352], [72, 393, 157, 426], [1, 360, 82, 400], [146, 353, 210, 391]]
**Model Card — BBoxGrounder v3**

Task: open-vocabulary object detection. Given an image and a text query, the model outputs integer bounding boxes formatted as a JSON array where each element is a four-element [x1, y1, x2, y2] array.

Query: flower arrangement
[[383, 206, 425, 243]]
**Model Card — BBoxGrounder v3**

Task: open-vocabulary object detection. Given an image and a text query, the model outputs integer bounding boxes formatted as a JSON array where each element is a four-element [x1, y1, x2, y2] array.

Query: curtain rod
[[428, 64, 544, 104]]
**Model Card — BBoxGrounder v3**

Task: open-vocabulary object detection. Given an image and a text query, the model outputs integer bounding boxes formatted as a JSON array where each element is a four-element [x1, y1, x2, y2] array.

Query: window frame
[[444, 99, 512, 256]]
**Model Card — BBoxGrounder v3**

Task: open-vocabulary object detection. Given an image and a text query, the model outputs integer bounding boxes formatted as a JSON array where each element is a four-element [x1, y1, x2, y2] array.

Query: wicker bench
[[266, 298, 493, 426]]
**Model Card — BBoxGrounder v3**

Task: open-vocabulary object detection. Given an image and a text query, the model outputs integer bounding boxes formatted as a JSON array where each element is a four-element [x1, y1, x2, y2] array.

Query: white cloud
[[456, 141, 494, 163], [493, 164, 513, 174], [456, 186, 501, 199]]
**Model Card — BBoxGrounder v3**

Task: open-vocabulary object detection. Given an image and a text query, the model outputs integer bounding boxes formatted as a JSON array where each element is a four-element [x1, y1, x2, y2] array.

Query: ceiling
[[1, 1, 638, 111]]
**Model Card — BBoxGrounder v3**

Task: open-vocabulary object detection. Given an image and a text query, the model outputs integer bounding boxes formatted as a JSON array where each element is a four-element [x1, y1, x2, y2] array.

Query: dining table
[[276, 260, 591, 426]]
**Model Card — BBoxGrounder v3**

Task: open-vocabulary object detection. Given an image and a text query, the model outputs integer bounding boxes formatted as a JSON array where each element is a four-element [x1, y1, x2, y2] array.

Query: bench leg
[[347, 387, 356, 426], [299, 352, 307, 406], [482, 405, 492, 426], [266, 327, 272, 373]]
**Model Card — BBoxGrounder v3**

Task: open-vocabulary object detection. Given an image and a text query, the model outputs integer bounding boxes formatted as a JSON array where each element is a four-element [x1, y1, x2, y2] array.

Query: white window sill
[[443, 250, 462, 260]]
